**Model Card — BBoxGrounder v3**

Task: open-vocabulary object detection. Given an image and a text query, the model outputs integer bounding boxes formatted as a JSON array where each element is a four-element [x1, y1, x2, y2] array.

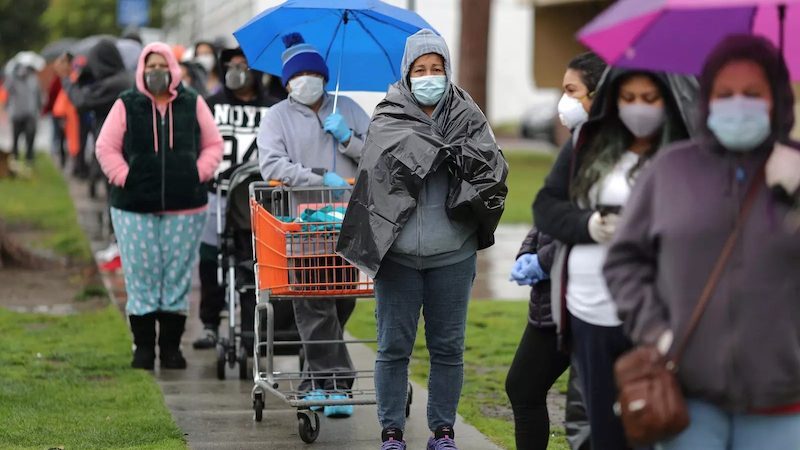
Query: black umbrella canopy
[[41, 38, 78, 62], [70, 35, 117, 58]]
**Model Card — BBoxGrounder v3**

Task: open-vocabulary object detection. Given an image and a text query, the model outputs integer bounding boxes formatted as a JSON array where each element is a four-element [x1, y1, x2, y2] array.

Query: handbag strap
[[669, 164, 766, 370]]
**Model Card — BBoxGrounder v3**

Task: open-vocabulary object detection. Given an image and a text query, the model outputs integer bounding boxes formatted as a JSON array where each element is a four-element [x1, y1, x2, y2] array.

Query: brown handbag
[[613, 166, 766, 447]]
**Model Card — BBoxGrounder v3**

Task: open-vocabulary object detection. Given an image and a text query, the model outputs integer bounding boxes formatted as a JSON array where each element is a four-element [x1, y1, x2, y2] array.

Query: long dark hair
[[567, 52, 606, 96], [570, 72, 685, 205]]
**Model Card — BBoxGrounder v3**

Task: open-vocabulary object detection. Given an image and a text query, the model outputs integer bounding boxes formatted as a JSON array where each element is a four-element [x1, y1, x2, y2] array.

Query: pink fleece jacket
[[95, 42, 223, 212]]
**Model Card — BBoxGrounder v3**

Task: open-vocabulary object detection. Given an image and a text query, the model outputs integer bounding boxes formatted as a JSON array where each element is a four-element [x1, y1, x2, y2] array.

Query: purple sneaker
[[427, 426, 458, 450], [380, 428, 406, 450], [380, 438, 406, 450]]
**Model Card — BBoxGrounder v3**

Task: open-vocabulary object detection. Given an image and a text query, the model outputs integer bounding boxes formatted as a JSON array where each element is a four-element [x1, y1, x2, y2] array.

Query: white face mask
[[195, 54, 215, 73], [557, 94, 589, 130], [289, 75, 325, 106]]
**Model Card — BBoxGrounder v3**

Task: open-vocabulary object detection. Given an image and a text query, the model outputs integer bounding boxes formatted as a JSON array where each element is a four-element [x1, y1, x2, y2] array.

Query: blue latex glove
[[323, 113, 352, 143], [323, 171, 348, 188], [509, 254, 549, 286], [323, 171, 348, 200]]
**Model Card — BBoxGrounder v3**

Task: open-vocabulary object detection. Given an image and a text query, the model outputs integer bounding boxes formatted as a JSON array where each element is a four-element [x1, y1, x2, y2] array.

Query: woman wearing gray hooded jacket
[[337, 30, 507, 450], [604, 35, 800, 449]]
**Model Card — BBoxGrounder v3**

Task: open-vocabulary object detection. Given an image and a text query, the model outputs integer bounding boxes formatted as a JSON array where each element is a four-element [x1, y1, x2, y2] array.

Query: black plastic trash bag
[[336, 81, 508, 278]]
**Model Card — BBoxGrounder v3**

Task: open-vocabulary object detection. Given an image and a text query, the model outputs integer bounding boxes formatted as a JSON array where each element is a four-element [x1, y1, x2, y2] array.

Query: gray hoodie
[[386, 29, 479, 270], [5, 67, 41, 120], [257, 92, 370, 185]]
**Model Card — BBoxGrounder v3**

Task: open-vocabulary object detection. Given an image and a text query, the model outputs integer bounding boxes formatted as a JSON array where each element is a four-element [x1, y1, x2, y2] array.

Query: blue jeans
[[374, 254, 476, 432], [658, 399, 800, 450]]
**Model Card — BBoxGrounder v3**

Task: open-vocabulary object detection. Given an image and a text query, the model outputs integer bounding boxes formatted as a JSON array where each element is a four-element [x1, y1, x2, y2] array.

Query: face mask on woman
[[195, 54, 216, 73], [619, 103, 666, 138], [411, 75, 447, 106], [289, 75, 325, 106], [558, 94, 589, 130], [145, 69, 171, 96], [707, 96, 771, 152], [225, 67, 252, 91]]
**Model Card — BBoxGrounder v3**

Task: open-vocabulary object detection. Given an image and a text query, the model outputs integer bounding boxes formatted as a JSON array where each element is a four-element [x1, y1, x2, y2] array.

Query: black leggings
[[505, 324, 590, 450], [12, 116, 36, 162]]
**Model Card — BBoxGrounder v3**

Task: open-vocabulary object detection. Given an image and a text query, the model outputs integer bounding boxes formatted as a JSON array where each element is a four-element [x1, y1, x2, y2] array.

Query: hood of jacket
[[86, 39, 126, 81], [135, 42, 183, 103], [579, 67, 698, 147], [698, 34, 795, 148], [400, 29, 451, 90]]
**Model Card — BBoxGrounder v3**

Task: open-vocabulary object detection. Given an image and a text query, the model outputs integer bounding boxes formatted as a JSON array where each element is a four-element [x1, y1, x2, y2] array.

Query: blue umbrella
[[234, 0, 436, 108]]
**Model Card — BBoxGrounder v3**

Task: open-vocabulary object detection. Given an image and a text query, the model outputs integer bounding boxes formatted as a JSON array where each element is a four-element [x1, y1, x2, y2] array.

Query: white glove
[[588, 211, 619, 244], [766, 144, 800, 196]]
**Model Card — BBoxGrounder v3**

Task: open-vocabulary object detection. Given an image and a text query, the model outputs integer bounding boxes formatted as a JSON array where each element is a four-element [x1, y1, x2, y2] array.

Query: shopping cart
[[248, 182, 412, 443]]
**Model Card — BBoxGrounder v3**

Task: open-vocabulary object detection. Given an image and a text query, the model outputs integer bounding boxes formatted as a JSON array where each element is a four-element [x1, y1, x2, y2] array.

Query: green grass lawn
[[501, 150, 555, 225], [0, 156, 92, 262], [347, 299, 570, 450], [0, 305, 185, 449]]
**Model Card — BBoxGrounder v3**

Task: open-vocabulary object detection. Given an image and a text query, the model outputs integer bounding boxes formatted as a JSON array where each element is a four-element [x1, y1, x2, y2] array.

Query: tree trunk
[[0, 218, 53, 269], [458, 0, 493, 115]]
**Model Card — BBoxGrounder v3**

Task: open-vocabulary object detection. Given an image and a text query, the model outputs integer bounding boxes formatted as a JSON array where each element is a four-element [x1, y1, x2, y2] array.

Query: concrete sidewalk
[[69, 174, 503, 449], [159, 292, 502, 450]]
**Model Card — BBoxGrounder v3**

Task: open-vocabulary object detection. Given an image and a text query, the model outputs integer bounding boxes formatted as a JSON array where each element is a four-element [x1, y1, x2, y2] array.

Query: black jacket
[[205, 48, 280, 190], [517, 227, 557, 328], [63, 39, 133, 133], [336, 81, 508, 278]]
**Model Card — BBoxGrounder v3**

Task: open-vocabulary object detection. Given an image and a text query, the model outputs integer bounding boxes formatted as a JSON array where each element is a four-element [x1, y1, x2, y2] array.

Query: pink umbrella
[[578, 0, 800, 80]]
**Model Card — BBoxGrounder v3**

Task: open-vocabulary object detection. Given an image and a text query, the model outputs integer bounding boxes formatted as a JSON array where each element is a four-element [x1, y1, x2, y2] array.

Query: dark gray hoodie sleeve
[[603, 165, 670, 345]]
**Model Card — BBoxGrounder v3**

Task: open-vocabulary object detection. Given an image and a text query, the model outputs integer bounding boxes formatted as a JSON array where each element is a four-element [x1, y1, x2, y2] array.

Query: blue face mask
[[410, 75, 447, 106], [707, 96, 772, 152]]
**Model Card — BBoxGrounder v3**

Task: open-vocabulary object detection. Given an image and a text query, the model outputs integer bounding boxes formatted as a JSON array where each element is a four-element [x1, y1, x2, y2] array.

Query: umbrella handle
[[332, 10, 349, 114]]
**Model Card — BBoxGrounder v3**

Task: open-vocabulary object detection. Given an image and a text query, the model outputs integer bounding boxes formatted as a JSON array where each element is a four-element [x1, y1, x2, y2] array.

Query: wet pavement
[[160, 294, 502, 449]]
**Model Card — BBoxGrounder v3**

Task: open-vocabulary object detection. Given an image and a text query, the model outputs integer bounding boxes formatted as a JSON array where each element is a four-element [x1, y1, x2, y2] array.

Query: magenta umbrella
[[578, 0, 800, 80]]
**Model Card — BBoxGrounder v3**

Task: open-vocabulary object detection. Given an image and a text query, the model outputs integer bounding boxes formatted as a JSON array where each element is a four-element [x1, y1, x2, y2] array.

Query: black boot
[[129, 314, 157, 370], [157, 313, 188, 369]]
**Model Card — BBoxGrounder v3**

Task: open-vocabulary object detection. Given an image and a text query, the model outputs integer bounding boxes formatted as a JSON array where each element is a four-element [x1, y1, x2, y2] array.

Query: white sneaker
[[95, 243, 119, 262]]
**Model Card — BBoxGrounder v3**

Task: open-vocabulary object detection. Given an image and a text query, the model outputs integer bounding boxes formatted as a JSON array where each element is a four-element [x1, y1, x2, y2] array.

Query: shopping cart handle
[[267, 178, 356, 187]]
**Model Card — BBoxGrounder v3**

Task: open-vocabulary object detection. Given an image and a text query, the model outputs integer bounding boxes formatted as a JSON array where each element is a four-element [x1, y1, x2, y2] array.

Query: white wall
[[162, 0, 543, 124]]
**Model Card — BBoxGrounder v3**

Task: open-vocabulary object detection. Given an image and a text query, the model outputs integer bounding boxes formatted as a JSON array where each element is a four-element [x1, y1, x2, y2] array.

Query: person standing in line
[[257, 32, 371, 419], [5, 63, 42, 164], [506, 52, 606, 450], [337, 29, 508, 450], [95, 42, 223, 370], [192, 47, 281, 354], [193, 41, 222, 97], [604, 35, 800, 450]]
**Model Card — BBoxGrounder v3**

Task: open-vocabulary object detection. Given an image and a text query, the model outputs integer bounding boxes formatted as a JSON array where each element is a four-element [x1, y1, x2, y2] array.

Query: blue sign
[[118, 0, 150, 27]]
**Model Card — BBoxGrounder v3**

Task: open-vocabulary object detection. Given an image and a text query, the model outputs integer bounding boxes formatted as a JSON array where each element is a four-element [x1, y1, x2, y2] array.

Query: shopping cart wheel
[[297, 410, 320, 444], [216, 345, 226, 380], [238, 347, 249, 380], [253, 393, 264, 422], [405, 383, 413, 418]]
